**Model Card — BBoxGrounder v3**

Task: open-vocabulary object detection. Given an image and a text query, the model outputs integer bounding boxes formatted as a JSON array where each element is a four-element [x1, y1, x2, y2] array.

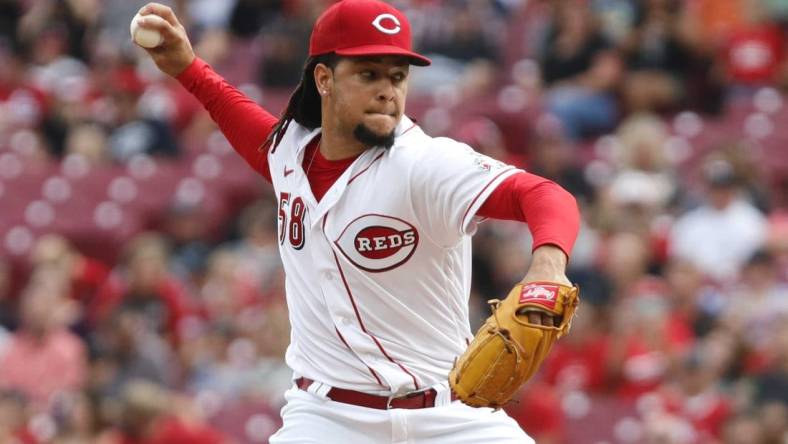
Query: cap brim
[[335, 45, 431, 66]]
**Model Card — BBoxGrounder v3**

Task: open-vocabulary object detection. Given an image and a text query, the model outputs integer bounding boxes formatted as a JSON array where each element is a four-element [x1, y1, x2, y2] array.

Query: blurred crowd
[[0, 0, 787, 443]]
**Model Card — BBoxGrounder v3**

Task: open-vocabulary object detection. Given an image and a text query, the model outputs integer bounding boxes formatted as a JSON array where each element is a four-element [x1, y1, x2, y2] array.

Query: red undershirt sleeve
[[477, 172, 580, 258], [176, 57, 278, 182]]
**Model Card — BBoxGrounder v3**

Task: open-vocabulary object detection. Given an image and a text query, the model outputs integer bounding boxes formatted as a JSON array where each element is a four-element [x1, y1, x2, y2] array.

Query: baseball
[[130, 12, 164, 48]]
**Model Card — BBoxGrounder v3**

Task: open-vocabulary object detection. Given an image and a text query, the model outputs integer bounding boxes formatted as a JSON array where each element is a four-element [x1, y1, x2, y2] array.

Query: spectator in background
[[99, 380, 227, 444], [0, 274, 86, 409], [607, 277, 694, 401], [15, 0, 98, 62], [604, 113, 676, 240], [719, 2, 785, 95], [13, 2, 98, 159], [540, 0, 622, 140], [525, 120, 595, 205], [420, 2, 501, 64], [89, 307, 179, 400], [600, 232, 652, 296], [257, 18, 311, 88], [591, 115, 676, 272], [164, 201, 212, 281], [664, 257, 717, 337], [677, 0, 752, 112], [656, 350, 733, 441], [230, 199, 284, 302], [408, 1, 503, 95], [0, 390, 35, 444], [542, 303, 610, 393], [198, 249, 260, 324], [669, 159, 767, 283], [106, 67, 180, 162], [41, 73, 99, 160], [0, 45, 50, 138], [90, 232, 193, 339], [721, 251, 788, 363], [185, 301, 292, 406], [30, 234, 110, 306], [242, 301, 292, 404], [611, 112, 674, 177], [619, 0, 695, 113]]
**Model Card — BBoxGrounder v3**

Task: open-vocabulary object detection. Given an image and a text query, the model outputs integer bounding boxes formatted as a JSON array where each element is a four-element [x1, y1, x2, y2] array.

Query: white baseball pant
[[269, 382, 535, 443]]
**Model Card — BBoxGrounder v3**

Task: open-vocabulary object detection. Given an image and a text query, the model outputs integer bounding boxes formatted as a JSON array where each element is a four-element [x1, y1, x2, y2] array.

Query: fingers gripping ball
[[449, 282, 580, 409], [130, 12, 164, 48]]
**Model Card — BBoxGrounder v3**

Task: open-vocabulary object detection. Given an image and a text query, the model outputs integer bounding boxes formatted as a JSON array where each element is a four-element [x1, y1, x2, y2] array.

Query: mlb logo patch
[[474, 157, 492, 171], [472, 154, 504, 172], [518, 283, 559, 310]]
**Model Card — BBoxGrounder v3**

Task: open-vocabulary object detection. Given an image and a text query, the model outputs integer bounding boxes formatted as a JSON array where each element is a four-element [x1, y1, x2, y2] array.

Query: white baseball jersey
[[269, 116, 520, 396]]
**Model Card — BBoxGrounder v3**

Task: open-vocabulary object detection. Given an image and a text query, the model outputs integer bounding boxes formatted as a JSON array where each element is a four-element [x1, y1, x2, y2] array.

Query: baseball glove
[[449, 281, 580, 409]]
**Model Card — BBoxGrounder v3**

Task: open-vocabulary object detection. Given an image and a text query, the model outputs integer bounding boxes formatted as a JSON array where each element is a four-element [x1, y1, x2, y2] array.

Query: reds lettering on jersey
[[269, 116, 519, 396]]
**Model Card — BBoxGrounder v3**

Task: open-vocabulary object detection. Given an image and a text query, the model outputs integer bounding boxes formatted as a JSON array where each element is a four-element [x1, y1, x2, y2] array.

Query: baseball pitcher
[[136, 1, 581, 442]]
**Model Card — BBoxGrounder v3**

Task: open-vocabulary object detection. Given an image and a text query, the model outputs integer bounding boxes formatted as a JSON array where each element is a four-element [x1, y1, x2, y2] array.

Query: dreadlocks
[[264, 53, 341, 152]]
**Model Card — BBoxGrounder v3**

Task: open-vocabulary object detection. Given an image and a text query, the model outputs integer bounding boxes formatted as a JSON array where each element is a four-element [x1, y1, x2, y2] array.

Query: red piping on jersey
[[335, 327, 383, 385], [348, 151, 386, 185], [460, 167, 515, 229], [330, 249, 421, 391], [401, 122, 418, 135], [324, 214, 415, 389]]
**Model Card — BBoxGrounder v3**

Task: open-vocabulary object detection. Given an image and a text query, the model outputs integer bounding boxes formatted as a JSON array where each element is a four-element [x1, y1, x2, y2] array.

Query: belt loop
[[433, 382, 452, 407], [307, 380, 332, 399], [386, 393, 395, 410]]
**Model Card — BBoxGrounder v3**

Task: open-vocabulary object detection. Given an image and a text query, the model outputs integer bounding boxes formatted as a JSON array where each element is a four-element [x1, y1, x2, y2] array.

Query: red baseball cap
[[309, 0, 431, 66]]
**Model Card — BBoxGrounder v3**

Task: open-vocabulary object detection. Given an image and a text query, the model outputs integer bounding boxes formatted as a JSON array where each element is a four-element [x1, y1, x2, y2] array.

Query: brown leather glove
[[449, 282, 580, 409]]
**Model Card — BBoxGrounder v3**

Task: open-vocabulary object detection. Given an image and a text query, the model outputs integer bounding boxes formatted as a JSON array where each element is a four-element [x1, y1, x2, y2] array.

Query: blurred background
[[0, 0, 787, 443]]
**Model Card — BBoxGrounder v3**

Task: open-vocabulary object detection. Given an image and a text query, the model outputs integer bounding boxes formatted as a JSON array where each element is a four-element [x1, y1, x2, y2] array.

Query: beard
[[353, 123, 396, 149]]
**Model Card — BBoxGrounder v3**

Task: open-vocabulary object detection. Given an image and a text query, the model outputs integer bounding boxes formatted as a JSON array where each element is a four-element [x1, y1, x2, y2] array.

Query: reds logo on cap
[[335, 214, 419, 272], [372, 13, 401, 35], [518, 283, 559, 310]]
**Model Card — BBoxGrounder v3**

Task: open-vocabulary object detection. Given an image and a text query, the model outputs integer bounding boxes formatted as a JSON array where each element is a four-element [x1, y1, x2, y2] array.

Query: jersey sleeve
[[408, 139, 519, 246], [477, 172, 580, 258], [176, 57, 278, 182]]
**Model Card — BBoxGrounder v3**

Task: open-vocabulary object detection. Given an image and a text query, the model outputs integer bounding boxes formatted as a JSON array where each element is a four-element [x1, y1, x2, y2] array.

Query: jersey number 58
[[278, 192, 306, 249]]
